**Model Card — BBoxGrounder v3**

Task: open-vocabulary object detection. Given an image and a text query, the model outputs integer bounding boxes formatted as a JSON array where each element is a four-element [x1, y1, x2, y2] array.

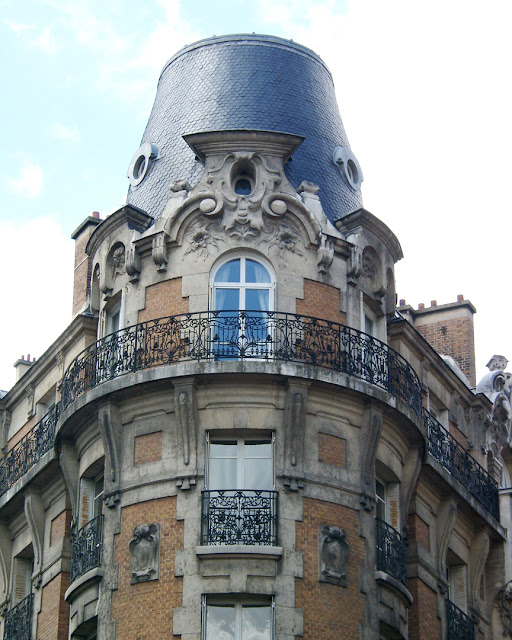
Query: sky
[[0, 0, 510, 391]]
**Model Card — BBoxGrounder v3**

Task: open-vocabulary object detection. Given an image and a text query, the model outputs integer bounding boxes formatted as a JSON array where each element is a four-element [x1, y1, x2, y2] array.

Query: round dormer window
[[332, 146, 363, 191], [127, 142, 159, 188]]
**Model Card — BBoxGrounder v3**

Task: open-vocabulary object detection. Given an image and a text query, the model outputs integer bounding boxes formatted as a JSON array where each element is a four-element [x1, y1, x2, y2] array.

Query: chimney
[[408, 296, 477, 386], [14, 355, 36, 381], [71, 213, 102, 317]]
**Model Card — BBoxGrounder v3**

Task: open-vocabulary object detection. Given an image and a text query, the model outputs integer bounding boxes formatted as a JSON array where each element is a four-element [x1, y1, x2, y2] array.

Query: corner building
[[0, 35, 510, 640]]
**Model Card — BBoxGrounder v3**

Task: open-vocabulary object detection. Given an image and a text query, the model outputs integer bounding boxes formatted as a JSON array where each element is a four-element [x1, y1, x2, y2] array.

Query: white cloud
[[6, 162, 43, 198], [50, 122, 81, 143], [3, 18, 34, 35], [33, 26, 58, 53], [0, 217, 74, 392]]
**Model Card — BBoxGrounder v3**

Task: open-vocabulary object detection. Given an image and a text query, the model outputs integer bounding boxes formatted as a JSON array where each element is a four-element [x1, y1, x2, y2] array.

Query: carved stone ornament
[[184, 218, 226, 260], [265, 221, 303, 259], [129, 523, 160, 584], [319, 525, 349, 586], [111, 245, 125, 279], [125, 236, 141, 282], [317, 235, 334, 274], [476, 355, 512, 439], [152, 232, 168, 272], [496, 580, 512, 637]]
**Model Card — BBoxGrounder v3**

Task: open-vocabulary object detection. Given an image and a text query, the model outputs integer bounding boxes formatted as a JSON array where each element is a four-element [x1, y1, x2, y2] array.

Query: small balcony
[[71, 514, 104, 583], [61, 311, 422, 416], [425, 411, 499, 519], [376, 518, 407, 587], [446, 600, 475, 640], [0, 406, 58, 499], [201, 490, 278, 546], [3, 594, 32, 640]]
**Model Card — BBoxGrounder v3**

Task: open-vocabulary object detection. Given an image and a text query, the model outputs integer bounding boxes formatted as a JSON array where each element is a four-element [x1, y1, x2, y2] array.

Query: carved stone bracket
[[174, 380, 198, 482], [317, 235, 334, 274], [126, 233, 141, 282], [24, 489, 45, 580], [360, 493, 375, 512], [152, 231, 168, 272], [284, 381, 310, 477], [176, 476, 197, 491], [104, 490, 121, 509], [26, 385, 34, 419], [0, 409, 11, 454], [359, 405, 383, 502], [283, 476, 304, 492], [0, 523, 13, 605], [436, 498, 457, 576], [98, 403, 123, 499], [319, 525, 349, 586], [129, 523, 160, 584]]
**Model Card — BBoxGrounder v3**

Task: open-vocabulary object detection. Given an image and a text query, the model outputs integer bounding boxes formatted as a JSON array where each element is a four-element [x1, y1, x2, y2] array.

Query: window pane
[[215, 289, 240, 312], [243, 458, 273, 490], [245, 442, 272, 458], [245, 260, 271, 284], [210, 442, 238, 457], [216, 260, 241, 283], [242, 605, 272, 640], [246, 289, 269, 312], [206, 605, 235, 640], [209, 457, 237, 490]]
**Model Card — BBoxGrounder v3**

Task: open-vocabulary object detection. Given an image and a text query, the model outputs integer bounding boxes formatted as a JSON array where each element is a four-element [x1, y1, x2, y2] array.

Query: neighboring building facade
[[0, 34, 511, 640]]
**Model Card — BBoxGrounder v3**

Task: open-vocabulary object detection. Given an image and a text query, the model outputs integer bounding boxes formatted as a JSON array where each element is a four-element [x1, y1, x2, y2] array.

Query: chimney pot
[[92, 211, 100, 218], [457, 294, 464, 302], [418, 303, 425, 310], [399, 299, 406, 306], [431, 300, 437, 307]]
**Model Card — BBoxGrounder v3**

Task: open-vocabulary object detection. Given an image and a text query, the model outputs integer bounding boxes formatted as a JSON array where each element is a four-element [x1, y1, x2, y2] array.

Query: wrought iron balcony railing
[[0, 406, 59, 498], [425, 411, 499, 520], [376, 518, 407, 587], [3, 593, 32, 640], [446, 600, 475, 640], [61, 311, 422, 416], [71, 514, 104, 583], [201, 490, 278, 546]]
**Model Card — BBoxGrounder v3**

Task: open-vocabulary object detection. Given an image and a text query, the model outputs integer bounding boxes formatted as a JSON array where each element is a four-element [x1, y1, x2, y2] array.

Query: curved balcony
[[376, 518, 408, 587], [3, 594, 32, 640], [71, 514, 104, 583], [61, 311, 422, 416]]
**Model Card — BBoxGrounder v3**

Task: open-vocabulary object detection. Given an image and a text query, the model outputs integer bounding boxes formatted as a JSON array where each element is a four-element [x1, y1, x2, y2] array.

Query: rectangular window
[[79, 475, 104, 527], [13, 557, 32, 605], [448, 564, 468, 613], [207, 435, 274, 491], [203, 597, 274, 640]]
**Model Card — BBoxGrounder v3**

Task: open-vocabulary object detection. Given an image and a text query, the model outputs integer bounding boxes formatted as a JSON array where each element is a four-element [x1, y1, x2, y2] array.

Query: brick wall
[[37, 573, 71, 640], [416, 315, 476, 386], [449, 421, 468, 448], [408, 578, 441, 640], [50, 510, 72, 546], [295, 498, 365, 640], [134, 432, 163, 465], [112, 497, 183, 639], [296, 279, 346, 325], [318, 433, 346, 467], [407, 514, 430, 551], [138, 278, 189, 323]]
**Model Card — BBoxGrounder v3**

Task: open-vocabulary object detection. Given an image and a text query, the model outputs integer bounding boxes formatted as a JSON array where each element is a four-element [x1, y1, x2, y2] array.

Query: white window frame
[[205, 433, 276, 491], [201, 595, 275, 640], [210, 254, 276, 313], [376, 476, 400, 531], [79, 474, 104, 528]]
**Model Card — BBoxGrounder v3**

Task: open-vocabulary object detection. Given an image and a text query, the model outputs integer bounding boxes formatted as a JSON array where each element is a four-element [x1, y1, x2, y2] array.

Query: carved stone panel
[[496, 580, 512, 637], [129, 523, 160, 584], [318, 525, 349, 587]]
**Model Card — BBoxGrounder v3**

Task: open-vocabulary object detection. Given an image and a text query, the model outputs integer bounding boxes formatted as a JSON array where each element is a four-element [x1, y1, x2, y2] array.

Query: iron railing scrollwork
[[71, 514, 104, 583], [0, 405, 59, 498], [61, 311, 423, 416], [376, 518, 407, 587], [446, 599, 475, 640], [425, 411, 499, 519], [3, 593, 32, 640], [201, 490, 278, 546]]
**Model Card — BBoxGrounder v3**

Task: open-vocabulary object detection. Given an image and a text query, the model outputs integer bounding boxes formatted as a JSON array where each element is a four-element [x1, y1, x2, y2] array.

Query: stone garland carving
[[129, 523, 160, 584], [476, 355, 512, 449], [319, 525, 349, 586], [111, 245, 125, 279]]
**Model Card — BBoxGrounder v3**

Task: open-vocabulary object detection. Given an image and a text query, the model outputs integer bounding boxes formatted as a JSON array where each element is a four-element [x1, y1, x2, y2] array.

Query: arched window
[[210, 256, 275, 358], [211, 256, 274, 314]]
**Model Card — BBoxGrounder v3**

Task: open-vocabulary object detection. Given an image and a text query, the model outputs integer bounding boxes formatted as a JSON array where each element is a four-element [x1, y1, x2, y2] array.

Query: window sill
[[196, 545, 283, 560]]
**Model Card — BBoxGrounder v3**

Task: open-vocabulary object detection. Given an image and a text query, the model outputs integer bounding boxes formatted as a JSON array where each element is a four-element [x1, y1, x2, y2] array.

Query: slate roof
[[126, 34, 363, 224]]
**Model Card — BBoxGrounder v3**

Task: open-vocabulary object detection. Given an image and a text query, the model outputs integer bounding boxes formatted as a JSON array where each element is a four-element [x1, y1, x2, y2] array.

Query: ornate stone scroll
[[496, 580, 512, 637], [129, 523, 160, 584], [319, 525, 349, 586]]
